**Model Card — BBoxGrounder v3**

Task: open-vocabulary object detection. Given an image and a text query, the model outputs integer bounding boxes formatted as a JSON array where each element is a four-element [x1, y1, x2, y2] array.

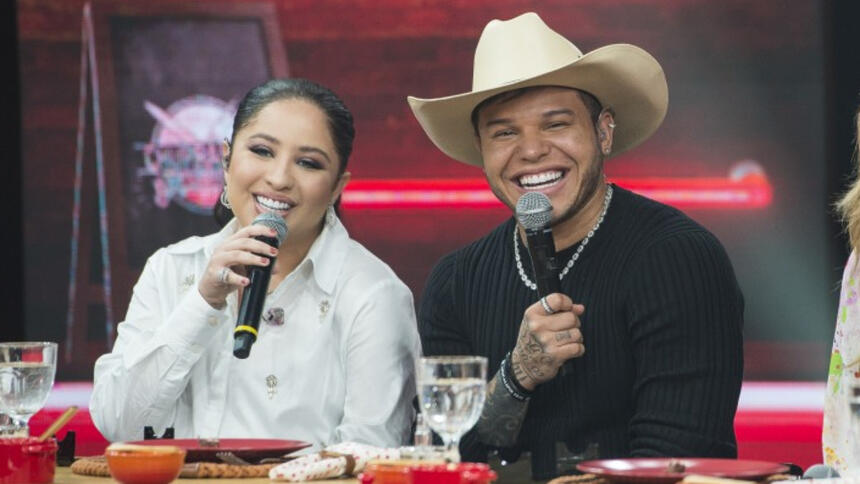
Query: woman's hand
[[198, 224, 279, 309]]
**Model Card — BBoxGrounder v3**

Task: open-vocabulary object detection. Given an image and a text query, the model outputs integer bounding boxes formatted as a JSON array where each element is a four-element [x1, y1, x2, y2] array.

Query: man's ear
[[597, 111, 616, 155]]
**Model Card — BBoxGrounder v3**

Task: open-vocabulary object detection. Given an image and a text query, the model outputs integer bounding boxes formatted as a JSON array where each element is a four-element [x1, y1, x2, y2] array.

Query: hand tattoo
[[514, 317, 550, 385], [555, 330, 571, 343]]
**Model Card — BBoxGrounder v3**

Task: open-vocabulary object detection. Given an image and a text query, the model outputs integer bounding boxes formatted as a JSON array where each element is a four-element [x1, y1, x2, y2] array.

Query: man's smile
[[516, 169, 566, 190]]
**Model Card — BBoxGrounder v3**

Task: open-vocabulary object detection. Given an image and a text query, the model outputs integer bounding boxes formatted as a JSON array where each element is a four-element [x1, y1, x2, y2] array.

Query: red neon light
[[613, 172, 773, 209], [341, 170, 773, 210]]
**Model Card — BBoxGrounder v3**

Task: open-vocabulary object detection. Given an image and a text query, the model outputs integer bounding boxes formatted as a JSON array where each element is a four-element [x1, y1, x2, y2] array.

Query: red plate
[[576, 458, 789, 484], [125, 438, 311, 463]]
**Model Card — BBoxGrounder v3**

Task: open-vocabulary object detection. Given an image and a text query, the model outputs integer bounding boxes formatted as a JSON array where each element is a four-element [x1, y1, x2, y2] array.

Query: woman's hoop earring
[[220, 188, 232, 209]]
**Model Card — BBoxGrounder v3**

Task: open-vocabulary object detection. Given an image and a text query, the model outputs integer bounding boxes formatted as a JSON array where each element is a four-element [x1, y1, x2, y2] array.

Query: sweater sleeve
[[624, 229, 744, 457], [418, 252, 492, 462], [418, 252, 472, 356]]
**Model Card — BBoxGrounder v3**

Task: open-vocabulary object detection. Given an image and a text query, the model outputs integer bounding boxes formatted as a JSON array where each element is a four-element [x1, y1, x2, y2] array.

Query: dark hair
[[470, 86, 603, 136], [214, 78, 355, 226]]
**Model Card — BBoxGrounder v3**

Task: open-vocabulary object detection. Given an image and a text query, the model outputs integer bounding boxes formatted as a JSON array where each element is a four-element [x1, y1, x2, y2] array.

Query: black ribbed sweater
[[418, 185, 744, 479]]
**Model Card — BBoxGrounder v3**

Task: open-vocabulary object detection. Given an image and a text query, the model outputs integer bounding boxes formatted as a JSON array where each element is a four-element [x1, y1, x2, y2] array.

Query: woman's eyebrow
[[247, 133, 280, 144]]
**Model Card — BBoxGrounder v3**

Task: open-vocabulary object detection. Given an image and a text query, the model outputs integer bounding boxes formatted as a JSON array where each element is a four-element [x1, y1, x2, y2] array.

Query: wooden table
[[53, 467, 359, 483]]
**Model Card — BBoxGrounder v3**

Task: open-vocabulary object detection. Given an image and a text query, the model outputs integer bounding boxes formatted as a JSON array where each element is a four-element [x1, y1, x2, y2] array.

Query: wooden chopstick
[[37, 405, 78, 442]]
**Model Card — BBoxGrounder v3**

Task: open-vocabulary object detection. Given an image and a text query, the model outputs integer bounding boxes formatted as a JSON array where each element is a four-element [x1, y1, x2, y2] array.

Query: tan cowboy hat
[[407, 12, 668, 167]]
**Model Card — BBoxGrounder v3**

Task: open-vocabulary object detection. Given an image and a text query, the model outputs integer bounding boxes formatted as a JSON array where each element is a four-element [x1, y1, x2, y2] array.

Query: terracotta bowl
[[104, 443, 186, 484]]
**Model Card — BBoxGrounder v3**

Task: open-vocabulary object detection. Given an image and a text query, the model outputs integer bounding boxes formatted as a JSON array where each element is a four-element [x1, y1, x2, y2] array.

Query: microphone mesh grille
[[252, 212, 288, 245], [515, 192, 553, 230]]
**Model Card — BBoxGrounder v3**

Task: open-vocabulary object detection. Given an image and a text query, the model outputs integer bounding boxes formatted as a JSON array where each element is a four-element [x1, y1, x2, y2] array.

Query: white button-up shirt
[[91, 214, 421, 450]]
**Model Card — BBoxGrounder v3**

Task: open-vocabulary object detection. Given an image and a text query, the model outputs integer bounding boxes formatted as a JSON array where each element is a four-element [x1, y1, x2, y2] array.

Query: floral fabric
[[269, 442, 400, 481], [824, 250, 860, 474]]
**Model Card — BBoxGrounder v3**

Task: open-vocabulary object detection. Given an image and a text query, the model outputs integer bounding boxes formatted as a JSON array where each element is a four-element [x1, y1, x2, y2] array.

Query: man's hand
[[510, 293, 585, 391]]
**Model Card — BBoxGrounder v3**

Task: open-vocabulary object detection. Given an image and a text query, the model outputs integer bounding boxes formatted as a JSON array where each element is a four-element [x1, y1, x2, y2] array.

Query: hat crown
[[472, 12, 583, 92]]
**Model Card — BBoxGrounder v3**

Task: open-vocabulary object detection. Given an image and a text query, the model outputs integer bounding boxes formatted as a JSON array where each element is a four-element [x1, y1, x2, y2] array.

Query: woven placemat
[[70, 456, 278, 479], [69, 456, 112, 477]]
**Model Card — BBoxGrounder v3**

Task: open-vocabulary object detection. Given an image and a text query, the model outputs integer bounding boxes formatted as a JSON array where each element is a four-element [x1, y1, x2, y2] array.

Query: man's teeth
[[256, 195, 291, 211], [519, 170, 563, 188]]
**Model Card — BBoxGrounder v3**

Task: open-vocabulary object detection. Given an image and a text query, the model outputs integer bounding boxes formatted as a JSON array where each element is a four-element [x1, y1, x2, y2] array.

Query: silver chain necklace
[[514, 185, 614, 291]]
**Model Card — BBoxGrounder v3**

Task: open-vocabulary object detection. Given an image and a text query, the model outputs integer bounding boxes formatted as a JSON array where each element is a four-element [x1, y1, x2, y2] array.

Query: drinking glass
[[416, 356, 488, 462], [0, 342, 58, 437]]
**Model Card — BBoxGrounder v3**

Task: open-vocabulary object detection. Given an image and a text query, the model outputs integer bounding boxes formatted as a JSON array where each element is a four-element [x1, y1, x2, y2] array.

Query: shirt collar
[[203, 210, 349, 295], [302, 209, 349, 295]]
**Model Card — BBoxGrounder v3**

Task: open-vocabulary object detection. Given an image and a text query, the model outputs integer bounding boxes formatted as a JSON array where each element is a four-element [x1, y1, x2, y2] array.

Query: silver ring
[[540, 296, 555, 315], [218, 267, 230, 284]]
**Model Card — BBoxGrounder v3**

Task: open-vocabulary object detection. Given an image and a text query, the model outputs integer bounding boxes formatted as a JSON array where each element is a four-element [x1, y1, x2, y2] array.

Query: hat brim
[[407, 44, 668, 167]]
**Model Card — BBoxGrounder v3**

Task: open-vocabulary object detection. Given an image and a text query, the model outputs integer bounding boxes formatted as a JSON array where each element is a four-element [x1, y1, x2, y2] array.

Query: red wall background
[[18, 0, 836, 381]]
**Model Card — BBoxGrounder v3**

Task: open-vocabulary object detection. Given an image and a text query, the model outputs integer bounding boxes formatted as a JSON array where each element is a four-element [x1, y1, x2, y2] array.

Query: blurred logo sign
[[139, 95, 236, 214]]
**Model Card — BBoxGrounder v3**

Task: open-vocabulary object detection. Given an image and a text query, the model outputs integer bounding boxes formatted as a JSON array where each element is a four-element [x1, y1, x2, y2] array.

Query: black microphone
[[515, 192, 560, 296], [516, 192, 571, 376], [233, 212, 288, 359]]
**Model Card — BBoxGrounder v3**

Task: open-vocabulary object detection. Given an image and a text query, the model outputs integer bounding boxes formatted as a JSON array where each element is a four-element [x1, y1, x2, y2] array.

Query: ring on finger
[[540, 296, 555, 315], [218, 267, 230, 284]]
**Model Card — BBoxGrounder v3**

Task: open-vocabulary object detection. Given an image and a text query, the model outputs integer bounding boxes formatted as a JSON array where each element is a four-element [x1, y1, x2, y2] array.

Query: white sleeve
[[332, 279, 421, 447], [89, 252, 230, 442]]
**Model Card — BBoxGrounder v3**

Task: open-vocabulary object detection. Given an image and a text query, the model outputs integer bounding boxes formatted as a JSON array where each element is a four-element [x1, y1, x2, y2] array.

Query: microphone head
[[515, 192, 553, 230], [252, 212, 288, 245]]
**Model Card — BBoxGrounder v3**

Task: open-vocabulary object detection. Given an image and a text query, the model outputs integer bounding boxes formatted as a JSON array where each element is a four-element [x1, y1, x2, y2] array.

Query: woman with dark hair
[[90, 79, 420, 450]]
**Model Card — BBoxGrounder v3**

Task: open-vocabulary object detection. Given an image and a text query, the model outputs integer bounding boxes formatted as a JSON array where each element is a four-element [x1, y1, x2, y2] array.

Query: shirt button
[[207, 315, 219, 327]]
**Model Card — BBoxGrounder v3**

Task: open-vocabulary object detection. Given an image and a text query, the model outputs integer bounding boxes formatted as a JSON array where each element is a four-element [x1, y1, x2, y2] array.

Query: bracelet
[[499, 359, 528, 401], [505, 351, 535, 396], [499, 351, 533, 401]]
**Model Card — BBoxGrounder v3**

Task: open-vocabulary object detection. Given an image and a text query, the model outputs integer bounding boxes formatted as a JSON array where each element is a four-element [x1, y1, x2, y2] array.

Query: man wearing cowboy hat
[[409, 12, 744, 480]]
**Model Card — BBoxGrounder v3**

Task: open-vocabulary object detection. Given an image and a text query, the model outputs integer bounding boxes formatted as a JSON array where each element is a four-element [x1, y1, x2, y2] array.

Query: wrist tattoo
[[476, 369, 529, 447]]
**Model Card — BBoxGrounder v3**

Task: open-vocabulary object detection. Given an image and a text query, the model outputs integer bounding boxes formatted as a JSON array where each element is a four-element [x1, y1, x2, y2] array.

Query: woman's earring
[[220, 188, 232, 209], [325, 204, 336, 226]]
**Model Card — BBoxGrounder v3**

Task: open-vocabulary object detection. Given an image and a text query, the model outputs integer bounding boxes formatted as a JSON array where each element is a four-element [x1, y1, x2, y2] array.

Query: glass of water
[[0, 342, 58, 437], [417, 355, 487, 462]]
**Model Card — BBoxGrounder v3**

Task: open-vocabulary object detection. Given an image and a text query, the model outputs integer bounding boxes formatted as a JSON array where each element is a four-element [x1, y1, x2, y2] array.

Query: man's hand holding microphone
[[511, 192, 586, 391]]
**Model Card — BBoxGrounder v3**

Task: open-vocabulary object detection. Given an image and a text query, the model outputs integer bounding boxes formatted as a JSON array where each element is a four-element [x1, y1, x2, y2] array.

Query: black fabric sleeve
[[624, 229, 744, 457], [418, 252, 491, 463], [418, 252, 472, 356]]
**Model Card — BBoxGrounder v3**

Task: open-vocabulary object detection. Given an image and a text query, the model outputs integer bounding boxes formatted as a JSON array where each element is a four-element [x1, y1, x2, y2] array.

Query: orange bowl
[[104, 443, 186, 484]]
